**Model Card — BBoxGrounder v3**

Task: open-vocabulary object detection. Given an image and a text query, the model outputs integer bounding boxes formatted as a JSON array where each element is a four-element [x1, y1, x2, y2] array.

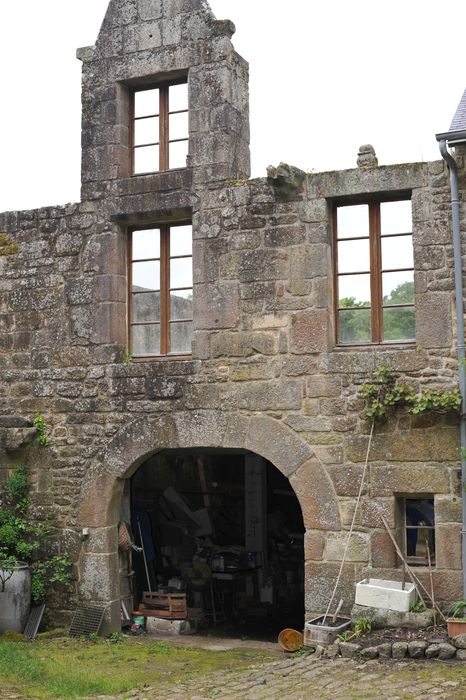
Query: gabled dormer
[[77, 0, 250, 201]]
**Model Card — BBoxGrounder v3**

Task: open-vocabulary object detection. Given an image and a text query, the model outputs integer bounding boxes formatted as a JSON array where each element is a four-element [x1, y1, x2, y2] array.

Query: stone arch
[[77, 411, 341, 631]]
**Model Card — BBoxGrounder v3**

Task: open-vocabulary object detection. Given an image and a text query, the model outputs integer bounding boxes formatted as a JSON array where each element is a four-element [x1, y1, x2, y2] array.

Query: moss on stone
[[227, 178, 249, 186], [0, 233, 20, 256]]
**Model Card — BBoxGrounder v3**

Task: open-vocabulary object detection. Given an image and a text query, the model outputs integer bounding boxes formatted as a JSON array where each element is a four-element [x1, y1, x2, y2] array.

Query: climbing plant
[[0, 465, 71, 602], [359, 363, 462, 422], [33, 412, 49, 446]]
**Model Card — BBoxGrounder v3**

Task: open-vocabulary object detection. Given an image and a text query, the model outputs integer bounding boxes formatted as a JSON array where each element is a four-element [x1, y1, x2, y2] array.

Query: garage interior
[[119, 449, 305, 639]]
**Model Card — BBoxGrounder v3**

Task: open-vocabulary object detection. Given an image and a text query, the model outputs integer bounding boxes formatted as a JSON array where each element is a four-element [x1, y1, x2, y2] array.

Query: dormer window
[[131, 81, 188, 175]]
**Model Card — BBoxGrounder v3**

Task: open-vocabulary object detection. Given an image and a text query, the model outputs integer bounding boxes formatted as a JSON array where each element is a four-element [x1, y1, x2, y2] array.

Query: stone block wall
[[0, 0, 464, 630], [1, 155, 462, 626]]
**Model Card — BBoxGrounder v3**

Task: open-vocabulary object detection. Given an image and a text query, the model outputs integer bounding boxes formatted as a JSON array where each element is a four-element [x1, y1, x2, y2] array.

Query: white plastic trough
[[355, 578, 417, 612]]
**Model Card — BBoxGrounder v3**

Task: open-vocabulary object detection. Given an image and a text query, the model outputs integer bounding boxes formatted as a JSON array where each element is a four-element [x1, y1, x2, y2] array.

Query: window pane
[[170, 290, 193, 321], [134, 88, 159, 118], [406, 497, 435, 563], [170, 257, 192, 289], [169, 111, 189, 141], [169, 139, 188, 169], [381, 235, 413, 271], [132, 324, 160, 356], [169, 83, 188, 112], [132, 292, 160, 323], [338, 309, 371, 344], [383, 306, 415, 341], [382, 271, 414, 304], [337, 205, 369, 239], [132, 229, 160, 260], [337, 239, 370, 273], [170, 321, 193, 354], [134, 117, 159, 146], [406, 528, 435, 563], [132, 261, 160, 291], [134, 145, 159, 174], [381, 200, 412, 235], [406, 498, 435, 528], [170, 225, 192, 256], [338, 273, 371, 307]]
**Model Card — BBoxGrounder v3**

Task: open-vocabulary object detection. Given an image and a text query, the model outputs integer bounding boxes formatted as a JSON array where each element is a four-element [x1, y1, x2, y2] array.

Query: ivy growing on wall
[[33, 412, 49, 446], [359, 363, 462, 422]]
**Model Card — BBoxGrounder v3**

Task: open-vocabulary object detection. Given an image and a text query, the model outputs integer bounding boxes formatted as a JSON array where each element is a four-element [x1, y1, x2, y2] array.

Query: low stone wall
[[308, 633, 466, 662]]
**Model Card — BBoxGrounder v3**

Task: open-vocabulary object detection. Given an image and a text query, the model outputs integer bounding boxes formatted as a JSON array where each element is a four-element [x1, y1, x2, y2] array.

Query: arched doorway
[[77, 412, 341, 634], [125, 448, 305, 638]]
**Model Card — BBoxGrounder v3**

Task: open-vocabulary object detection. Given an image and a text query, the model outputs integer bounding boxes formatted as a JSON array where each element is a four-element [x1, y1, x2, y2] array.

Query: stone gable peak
[[85, 0, 224, 61], [97, 0, 215, 37]]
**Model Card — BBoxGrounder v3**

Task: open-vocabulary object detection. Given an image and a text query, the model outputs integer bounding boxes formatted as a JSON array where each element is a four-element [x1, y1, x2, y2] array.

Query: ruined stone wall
[[0, 156, 463, 624], [0, 0, 464, 629]]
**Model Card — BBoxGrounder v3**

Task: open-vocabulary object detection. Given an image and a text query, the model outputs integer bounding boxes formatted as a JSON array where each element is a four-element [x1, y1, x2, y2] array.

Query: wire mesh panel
[[69, 603, 106, 637], [23, 604, 46, 639]]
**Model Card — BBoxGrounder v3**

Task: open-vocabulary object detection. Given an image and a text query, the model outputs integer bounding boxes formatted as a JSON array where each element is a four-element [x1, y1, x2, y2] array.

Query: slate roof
[[449, 88, 466, 132]]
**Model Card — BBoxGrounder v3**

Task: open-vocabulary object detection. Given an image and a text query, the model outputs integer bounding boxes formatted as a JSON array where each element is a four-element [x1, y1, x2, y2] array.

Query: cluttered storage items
[[118, 449, 305, 636]]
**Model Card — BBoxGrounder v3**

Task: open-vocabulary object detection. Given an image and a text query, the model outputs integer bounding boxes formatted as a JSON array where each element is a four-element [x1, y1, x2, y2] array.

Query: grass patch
[[0, 637, 273, 699]]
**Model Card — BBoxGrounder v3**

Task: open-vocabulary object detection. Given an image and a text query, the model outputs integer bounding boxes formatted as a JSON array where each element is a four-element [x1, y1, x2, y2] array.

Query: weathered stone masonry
[[0, 0, 463, 631]]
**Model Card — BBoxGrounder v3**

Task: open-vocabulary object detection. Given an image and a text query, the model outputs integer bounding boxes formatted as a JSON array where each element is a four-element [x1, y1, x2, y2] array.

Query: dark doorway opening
[[123, 449, 304, 640]]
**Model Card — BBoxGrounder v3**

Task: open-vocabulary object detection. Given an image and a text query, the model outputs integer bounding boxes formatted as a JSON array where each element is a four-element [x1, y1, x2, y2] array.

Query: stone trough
[[355, 579, 417, 613]]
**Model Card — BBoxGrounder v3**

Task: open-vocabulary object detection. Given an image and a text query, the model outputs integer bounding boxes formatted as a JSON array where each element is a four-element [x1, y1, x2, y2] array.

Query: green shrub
[[359, 364, 461, 422], [0, 466, 71, 603]]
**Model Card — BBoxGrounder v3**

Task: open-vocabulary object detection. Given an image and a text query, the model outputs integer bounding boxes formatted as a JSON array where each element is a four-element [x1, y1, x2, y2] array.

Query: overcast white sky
[[0, 0, 465, 212]]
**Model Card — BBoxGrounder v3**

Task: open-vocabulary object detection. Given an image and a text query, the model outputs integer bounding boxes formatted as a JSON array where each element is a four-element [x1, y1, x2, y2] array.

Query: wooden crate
[[139, 592, 187, 619]]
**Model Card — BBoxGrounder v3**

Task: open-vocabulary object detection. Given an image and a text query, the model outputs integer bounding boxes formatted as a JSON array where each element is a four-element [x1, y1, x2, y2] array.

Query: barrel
[[0, 562, 31, 633]]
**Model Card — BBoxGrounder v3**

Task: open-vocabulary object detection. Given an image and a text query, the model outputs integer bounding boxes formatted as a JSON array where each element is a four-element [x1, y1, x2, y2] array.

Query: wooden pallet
[[133, 607, 202, 621], [138, 592, 188, 620]]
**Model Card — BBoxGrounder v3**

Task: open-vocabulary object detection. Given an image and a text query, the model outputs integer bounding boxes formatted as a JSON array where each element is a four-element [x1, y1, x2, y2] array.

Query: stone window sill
[[334, 342, 416, 352], [133, 354, 193, 362]]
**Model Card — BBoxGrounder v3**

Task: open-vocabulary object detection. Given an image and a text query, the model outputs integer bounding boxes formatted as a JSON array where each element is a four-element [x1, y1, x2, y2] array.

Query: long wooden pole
[[381, 516, 445, 620], [137, 518, 152, 593], [426, 541, 437, 629]]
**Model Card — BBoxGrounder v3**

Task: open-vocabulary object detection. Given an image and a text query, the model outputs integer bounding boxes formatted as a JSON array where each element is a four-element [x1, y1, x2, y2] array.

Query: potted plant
[[446, 601, 466, 638], [0, 465, 71, 633]]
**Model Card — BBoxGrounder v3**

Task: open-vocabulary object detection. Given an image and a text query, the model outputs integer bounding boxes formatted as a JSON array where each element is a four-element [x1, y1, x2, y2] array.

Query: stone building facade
[[0, 0, 463, 632]]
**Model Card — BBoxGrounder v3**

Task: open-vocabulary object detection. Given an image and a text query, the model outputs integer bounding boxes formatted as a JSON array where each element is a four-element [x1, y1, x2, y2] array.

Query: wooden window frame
[[395, 496, 436, 568], [333, 194, 414, 346], [128, 222, 193, 359], [130, 79, 189, 175]]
